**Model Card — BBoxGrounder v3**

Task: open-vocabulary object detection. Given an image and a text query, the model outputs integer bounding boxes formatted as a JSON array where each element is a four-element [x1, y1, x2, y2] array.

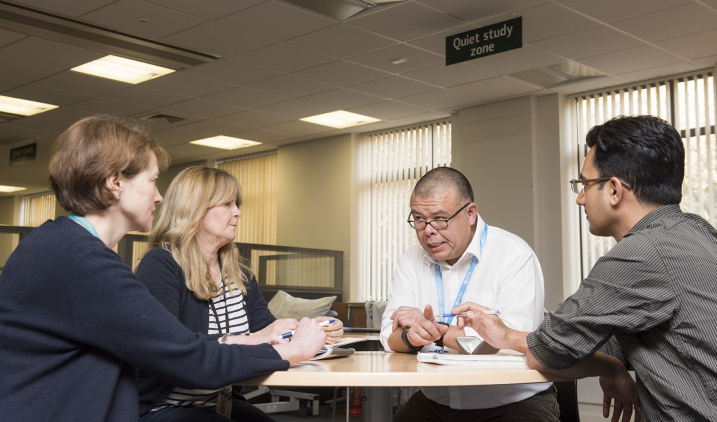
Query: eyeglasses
[[569, 177, 631, 194], [407, 203, 470, 230]]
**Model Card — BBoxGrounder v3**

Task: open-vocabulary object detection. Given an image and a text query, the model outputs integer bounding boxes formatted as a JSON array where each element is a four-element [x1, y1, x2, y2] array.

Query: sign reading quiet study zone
[[445, 17, 522, 66]]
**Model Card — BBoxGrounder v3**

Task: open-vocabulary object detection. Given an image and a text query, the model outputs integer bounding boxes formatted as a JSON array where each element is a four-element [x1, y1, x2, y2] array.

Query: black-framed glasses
[[407, 203, 470, 230], [569, 177, 631, 194]]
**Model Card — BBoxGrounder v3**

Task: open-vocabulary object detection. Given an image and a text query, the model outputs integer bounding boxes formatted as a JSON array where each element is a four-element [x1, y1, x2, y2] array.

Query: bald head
[[412, 167, 474, 205]]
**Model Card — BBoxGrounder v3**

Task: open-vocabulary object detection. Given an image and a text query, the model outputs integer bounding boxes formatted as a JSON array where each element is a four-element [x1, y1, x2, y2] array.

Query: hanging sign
[[10, 143, 36, 166], [446, 17, 522, 66]]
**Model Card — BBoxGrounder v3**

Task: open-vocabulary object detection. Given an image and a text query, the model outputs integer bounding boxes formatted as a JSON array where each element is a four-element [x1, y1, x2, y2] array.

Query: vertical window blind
[[358, 121, 451, 301], [574, 72, 715, 281], [20, 192, 56, 227], [217, 151, 277, 245]]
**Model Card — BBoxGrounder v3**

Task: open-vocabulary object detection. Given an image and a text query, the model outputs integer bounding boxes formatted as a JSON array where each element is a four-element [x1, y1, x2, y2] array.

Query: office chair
[[555, 380, 580, 422]]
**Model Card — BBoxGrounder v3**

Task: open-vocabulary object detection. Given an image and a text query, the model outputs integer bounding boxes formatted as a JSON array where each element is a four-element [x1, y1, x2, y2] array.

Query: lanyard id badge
[[435, 223, 488, 325], [68, 213, 99, 238]]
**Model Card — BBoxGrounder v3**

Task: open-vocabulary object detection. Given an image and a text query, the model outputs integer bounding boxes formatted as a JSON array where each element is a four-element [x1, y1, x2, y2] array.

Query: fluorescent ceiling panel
[[71, 55, 175, 84], [190, 136, 261, 150], [0, 95, 58, 116], [0, 185, 27, 193], [301, 110, 380, 128]]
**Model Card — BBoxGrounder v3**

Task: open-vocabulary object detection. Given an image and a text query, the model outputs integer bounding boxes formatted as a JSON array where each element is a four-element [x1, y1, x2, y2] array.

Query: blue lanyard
[[68, 213, 99, 238], [435, 223, 488, 325]]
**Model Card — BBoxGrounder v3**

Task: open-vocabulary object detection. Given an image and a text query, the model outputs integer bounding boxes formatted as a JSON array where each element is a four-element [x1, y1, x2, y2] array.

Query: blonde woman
[[0, 116, 326, 422], [136, 166, 343, 422]]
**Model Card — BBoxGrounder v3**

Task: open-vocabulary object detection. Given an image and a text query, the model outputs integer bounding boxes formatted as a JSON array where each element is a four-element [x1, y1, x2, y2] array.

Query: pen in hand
[[435, 310, 500, 318], [281, 319, 335, 339]]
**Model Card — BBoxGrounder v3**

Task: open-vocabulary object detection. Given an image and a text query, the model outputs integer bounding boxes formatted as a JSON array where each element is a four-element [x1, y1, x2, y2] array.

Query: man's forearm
[[527, 349, 625, 379], [387, 327, 415, 353]]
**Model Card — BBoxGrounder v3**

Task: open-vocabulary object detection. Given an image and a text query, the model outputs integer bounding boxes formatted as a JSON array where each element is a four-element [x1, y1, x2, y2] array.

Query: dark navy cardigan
[[0, 218, 288, 422], [135, 247, 276, 414]]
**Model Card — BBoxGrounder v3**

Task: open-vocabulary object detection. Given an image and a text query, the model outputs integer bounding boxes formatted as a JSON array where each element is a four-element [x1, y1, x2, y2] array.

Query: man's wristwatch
[[401, 327, 422, 353], [434, 322, 449, 348]]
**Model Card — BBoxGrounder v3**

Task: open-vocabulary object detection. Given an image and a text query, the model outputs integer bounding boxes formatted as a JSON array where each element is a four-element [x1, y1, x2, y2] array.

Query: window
[[217, 151, 278, 245], [358, 121, 451, 301], [20, 192, 56, 227], [573, 71, 715, 283]]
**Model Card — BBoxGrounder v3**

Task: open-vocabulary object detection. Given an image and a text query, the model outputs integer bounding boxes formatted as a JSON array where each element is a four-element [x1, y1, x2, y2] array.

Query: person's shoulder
[[137, 246, 180, 272], [486, 225, 535, 256], [24, 217, 105, 255]]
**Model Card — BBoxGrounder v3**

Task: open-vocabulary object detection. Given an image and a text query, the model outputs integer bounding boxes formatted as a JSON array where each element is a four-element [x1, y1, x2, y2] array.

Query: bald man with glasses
[[380, 167, 559, 422], [456, 115, 717, 422]]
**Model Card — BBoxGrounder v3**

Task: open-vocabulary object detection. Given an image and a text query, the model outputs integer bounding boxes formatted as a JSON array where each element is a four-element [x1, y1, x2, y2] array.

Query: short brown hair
[[49, 115, 170, 215]]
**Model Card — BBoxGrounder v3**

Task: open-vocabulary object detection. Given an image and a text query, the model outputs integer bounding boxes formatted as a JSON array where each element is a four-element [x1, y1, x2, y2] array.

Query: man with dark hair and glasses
[[380, 167, 560, 422], [455, 115, 717, 422]]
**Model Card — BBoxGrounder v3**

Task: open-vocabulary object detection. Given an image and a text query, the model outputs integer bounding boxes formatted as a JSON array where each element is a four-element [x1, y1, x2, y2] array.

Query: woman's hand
[[224, 332, 288, 346], [254, 318, 299, 337], [315, 316, 344, 344], [273, 317, 327, 364]]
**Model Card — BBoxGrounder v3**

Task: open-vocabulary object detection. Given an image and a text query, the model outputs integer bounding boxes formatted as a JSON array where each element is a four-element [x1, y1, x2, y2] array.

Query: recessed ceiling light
[[190, 136, 261, 150], [301, 111, 381, 129], [0, 185, 27, 193], [0, 95, 58, 116], [71, 55, 175, 84], [390, 58, 408, 65]]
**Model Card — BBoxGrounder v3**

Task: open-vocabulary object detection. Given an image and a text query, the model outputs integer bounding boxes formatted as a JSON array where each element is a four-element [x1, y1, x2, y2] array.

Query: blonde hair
[[147, 166, 249, 300], [49, 115, 170, 215]]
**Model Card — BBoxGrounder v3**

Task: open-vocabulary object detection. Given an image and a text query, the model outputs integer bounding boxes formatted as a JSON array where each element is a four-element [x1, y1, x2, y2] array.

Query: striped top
[[528, 205, 717, 422], [153, 279, 249, 411]]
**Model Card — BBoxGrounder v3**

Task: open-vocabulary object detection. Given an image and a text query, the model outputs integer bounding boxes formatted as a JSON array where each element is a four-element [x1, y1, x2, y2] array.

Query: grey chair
[[555, 380, 580, 422]]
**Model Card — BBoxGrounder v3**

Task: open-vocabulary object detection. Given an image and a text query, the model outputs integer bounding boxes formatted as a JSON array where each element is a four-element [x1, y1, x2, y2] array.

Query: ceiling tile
[[254, 99, 333, 119], [347, 100, 428, 120], [449, 76, 541, 101], [293, 61, 390, 87], [152, 127, 206, 147], [104, 86, 191, 108], [0, 56, 62, 83], [159, 98, 244, 119], [396, 89, 481, 111], [693, 54, 717, 66], [35, 71, 127, 96], [286, 25, 396, 59], [548, 76, 623, 95], [144, 0, 264, 20], [656, 29, 717, 60], [218, 1, 336, 41], [466, 45, 565, 75], [164, 142, 223, 157], [383, 111, 450, 127], [522, 3, 599, 43], [82, 0, 205, 39], [160, 22, 274, 57], [0, 124, 52, 144], [231, 128, 289, 143], [140, 73, 234, 97], [347, 76, 437, 99], [556, 0, 693, 23], [0, 78, 25, 92], [34, 107, 95, 125], [416, 0, 550, 22], [298, 88, 384, 109], [200, 86, 288, 109], [577, 44, 684, 75], [215, 110, 292, 128], [184, 59, 282, 86], [0, 29, 26, 48], [347, 44, 444, 73], [402, 63, 497, 88], [175, 119, 252, 136], [1, 116, 70, 134], [264, 120, 336, 137], [67, 97, 151, 116], [347, 2, 464, 42], [611, 3, 717, 43], [16, 0, 117, 17], [245, 75, 335, 98], [0, 37, 103, 69], [233, 43, 335, 73], [614, 62, 700, 84], [530, 26, 642, 60], [4, 84, 91, 106]]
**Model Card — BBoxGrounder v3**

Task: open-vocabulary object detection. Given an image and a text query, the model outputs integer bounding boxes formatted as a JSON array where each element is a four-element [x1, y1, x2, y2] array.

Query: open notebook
[[417, 352, 527, 369], [310, 337, 367, 361]]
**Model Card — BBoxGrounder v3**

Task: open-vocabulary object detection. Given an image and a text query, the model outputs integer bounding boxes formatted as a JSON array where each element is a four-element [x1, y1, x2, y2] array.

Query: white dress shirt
[[380, 216, 551, 409]]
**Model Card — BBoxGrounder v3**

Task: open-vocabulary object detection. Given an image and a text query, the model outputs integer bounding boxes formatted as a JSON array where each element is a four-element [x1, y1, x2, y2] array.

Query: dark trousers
[[394, 386, 560, 422], [140, 399, 277, 422]]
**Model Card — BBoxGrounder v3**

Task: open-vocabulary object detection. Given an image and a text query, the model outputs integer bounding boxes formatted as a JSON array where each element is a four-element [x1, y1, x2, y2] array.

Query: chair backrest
[[554, 380, 580, 422]]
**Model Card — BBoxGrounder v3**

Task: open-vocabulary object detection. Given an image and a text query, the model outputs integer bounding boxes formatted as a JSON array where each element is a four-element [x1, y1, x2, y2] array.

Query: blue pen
[[435, 310, 500, 318], [281, 319, 335, 339]]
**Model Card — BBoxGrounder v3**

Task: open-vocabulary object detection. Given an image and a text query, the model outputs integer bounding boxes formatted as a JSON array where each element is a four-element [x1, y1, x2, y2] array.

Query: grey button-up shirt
[[527, 204, 717, 422]]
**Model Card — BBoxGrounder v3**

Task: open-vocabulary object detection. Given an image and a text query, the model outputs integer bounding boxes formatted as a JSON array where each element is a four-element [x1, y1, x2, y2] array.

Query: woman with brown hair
[[0, 115, 326, 422], [136, 166, 343, 421]]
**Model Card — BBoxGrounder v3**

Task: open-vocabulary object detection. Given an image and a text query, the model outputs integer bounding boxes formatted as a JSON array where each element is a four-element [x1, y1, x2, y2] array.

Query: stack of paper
[[417, 352, 527, 369]]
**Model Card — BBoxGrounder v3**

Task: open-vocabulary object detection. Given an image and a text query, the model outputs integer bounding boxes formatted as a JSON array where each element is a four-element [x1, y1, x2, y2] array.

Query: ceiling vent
[[510, 62, 606, 88], [0, 1, 219, 70], [281, 0, 404, 21], [140, 113, 187, 125]]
